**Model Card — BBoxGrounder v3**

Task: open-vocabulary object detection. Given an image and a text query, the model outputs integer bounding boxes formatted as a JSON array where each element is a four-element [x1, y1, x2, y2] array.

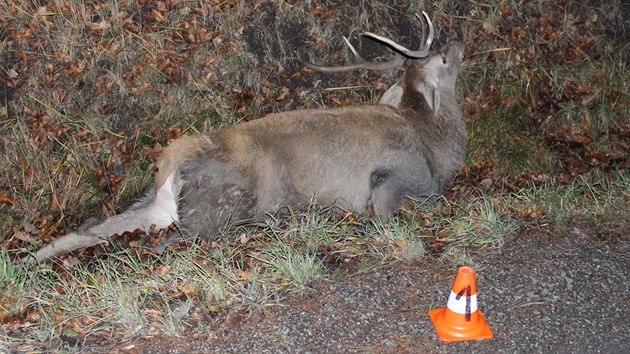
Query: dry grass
[[1, 0, 629, 350]]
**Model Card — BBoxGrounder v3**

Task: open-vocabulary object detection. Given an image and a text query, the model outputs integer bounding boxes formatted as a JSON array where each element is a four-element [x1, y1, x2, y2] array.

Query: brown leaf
[[301, 66, 314, 75], [274, 87, 289, 101], [95, 73, 114, 95], [201, 55, 219, 68], [35, 6, 55, 16], [178, 282, 196, 296], [15, 51, 29, 62], [310, 5, 335, 18], [71, 318, 87, 334], [52, 90, 68, 104], [66, 59, 86, 77], [237, 270, 251, 281], [13, 228, 34, 243], [147, 326, 159, 334], [156, 265, 172, 276], [0, 192, 15, 206], [144, 143, 163, 159], [501, 96, 514, 108], [87, 20, 112, 31], [394, 239, 408, 250]]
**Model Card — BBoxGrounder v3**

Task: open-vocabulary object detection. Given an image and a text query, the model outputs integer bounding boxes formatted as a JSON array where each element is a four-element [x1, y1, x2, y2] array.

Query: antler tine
[[303, 35, 405, 73], [342, 36, 360, 58], [416, 12, 434, 53], [361, 11, 434, 59]]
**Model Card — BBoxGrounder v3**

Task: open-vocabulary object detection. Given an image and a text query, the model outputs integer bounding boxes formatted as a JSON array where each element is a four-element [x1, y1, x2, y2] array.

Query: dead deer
[[25, 12, 466, 263]]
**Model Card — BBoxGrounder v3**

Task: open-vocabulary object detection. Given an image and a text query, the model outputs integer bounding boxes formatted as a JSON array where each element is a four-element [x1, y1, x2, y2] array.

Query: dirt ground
[[78, 219, 629, 353]]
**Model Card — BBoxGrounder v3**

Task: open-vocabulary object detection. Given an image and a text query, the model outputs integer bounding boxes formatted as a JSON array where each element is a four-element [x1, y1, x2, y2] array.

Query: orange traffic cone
[[429, 266, 493, 342]]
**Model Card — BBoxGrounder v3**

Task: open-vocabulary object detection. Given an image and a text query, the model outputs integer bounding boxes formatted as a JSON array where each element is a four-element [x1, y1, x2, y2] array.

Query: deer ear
[[432, 89, 440, 115], [379, 83, 404, 106]]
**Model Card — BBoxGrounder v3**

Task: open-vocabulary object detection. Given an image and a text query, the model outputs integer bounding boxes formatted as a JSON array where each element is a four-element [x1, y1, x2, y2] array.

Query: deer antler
[[304, 36, 405, 73], [304, 12, 434, 73], [362, 12, 434, 59]]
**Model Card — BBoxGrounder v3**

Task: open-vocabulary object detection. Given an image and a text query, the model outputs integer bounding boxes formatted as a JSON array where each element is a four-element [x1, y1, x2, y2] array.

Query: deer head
[[306, 12, 464, 116]]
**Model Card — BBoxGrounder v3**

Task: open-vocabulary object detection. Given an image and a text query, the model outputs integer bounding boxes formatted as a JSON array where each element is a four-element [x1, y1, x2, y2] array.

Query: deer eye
[[441, 53, 447, 64]]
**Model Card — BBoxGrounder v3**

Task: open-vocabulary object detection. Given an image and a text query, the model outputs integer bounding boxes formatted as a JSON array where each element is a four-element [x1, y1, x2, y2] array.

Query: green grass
[[512, 170, 630, 225]]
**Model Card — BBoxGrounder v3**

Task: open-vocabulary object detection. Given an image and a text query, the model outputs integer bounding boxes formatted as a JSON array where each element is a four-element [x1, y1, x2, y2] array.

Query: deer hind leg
[[177, 158, 256, 239], [369, 169, 403, 217], [371, 186, 402, 217], [369, 165, 435, 217]]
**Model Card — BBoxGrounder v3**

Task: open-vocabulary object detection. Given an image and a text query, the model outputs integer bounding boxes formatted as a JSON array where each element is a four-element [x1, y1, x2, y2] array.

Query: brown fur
[[154, 135, 203, 189]]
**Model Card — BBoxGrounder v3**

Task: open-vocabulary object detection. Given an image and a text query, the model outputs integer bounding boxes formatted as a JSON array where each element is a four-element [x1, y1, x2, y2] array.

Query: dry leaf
[[394, 239, 408, 250], [144, 309, 161, 316], [35, 6, 55, 16], [13, 228, 34, 242], [178, 282, 196, 296], [156, 265, 172, 276], [87, 21, 112, 31], [237, 270, 252, 281], [0, 192, 15, 206]]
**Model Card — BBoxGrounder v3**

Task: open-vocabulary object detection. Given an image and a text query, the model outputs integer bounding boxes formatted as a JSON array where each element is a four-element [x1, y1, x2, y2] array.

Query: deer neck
[[401, 83, 466, 188]]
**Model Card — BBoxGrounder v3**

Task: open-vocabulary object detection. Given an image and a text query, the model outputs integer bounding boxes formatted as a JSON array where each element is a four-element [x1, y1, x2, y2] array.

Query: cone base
[[429, 307, 494, 342]]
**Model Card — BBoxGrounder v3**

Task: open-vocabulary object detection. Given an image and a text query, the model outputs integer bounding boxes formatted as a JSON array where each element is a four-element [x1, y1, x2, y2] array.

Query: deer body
[[27, 14, 466, 262], [175, 101, 464, 236]]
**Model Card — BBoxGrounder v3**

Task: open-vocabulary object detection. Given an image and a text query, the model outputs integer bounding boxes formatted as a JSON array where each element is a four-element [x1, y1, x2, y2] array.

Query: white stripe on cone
[[446, 290, 478, 315]]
